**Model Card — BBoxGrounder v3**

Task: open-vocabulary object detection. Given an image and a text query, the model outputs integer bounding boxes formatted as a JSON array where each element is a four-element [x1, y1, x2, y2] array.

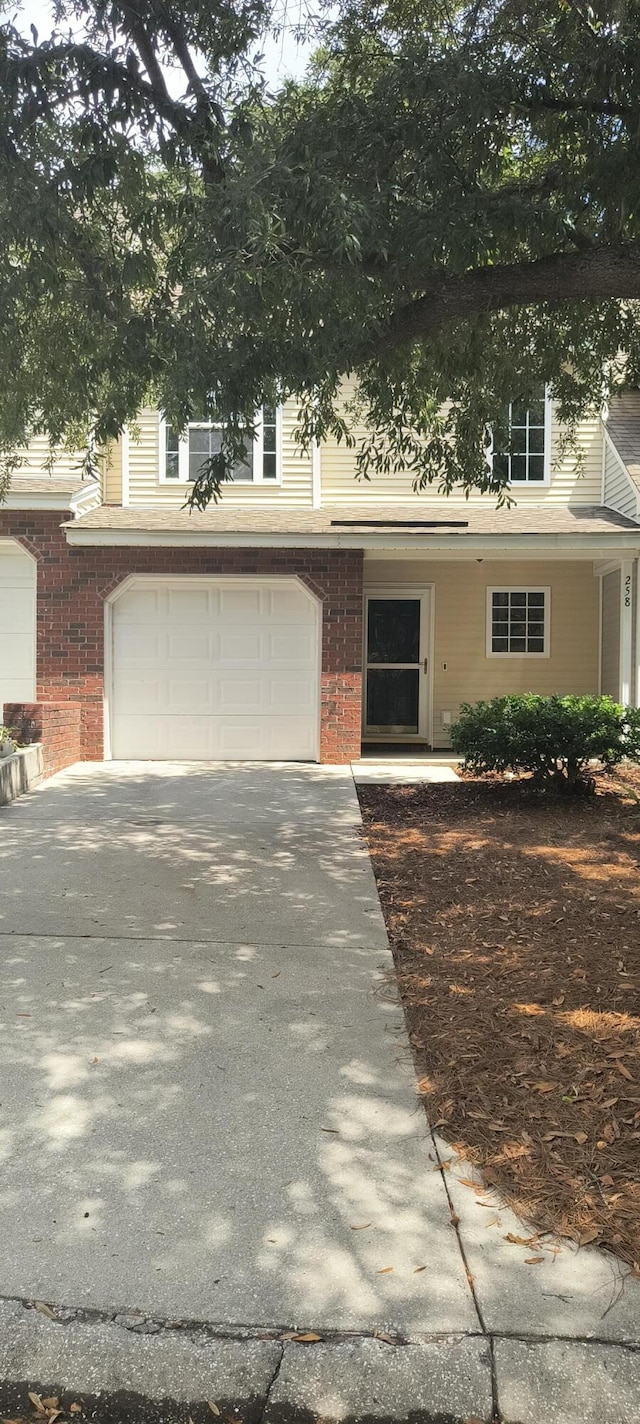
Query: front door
[[363, 589, 431, 742]]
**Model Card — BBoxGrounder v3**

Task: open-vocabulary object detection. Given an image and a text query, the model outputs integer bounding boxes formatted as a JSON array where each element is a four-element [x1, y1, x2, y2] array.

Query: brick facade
[[0, 509, 364, 763], [3, 702, 82, 779]]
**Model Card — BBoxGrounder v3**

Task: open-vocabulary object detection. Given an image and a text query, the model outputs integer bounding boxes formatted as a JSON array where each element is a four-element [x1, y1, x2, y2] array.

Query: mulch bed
[[358, 766, 640, 1269]]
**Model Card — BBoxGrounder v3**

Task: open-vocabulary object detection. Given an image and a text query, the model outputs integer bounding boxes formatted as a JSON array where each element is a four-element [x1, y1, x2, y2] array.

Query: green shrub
[[450, 694, 640, 791]]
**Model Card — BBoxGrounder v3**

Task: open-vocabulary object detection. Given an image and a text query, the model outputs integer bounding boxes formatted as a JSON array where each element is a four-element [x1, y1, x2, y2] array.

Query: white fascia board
[[63, 526, 640, 557], [69, 483, 102, 514], [3, 481, 101, 511]]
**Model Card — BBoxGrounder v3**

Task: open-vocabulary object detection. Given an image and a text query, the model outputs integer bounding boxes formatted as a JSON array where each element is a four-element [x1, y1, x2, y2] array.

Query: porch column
[[620, 560, 634, 705], [635, 558, 640, 706]]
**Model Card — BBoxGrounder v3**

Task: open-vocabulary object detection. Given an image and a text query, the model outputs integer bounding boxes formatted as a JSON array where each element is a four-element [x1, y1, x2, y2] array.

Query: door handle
[[423, 657, 428, 674]]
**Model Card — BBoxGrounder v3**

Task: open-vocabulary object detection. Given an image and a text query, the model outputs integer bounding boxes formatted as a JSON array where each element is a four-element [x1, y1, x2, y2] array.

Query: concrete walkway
[[0, 761, 638, 1423]]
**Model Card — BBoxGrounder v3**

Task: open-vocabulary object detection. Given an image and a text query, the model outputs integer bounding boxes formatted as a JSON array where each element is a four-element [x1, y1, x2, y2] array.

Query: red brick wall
[[0, 512, 364, 763], [3, 701, 82, 778]]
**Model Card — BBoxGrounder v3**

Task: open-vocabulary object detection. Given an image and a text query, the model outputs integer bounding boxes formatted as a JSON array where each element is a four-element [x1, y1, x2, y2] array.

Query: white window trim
[[159, 407, 283, 486], [489, 387, 552, 488], [486, 586, 551, 658]]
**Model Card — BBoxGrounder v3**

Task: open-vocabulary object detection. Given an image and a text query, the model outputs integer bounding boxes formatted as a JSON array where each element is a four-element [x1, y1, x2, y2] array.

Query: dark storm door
[[363, 590, 431, 740]]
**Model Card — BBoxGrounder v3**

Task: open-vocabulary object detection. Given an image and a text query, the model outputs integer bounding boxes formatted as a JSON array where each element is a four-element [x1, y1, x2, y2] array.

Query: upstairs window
[[163, 406, 280, 484], [492, 388, 550, 485]]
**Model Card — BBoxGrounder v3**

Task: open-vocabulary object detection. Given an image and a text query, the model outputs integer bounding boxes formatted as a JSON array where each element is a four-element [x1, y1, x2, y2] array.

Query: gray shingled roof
[[606, 393, 640, 493], [66, 502, 640, 537], [10, 475, 95, 497]]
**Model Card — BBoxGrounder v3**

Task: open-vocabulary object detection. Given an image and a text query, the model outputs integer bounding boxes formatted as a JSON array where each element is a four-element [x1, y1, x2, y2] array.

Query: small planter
[[0, 741, 15, 759]]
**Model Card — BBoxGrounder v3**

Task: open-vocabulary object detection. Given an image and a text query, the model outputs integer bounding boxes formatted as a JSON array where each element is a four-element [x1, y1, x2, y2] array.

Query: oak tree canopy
[[2, 0, 640, 501]]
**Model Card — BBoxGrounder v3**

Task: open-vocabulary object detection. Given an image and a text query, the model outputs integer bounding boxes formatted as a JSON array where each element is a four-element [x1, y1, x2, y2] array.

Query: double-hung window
[[487, 588, 550, 657], [492, 387, 551, 485], [163, 406, 280, 484]]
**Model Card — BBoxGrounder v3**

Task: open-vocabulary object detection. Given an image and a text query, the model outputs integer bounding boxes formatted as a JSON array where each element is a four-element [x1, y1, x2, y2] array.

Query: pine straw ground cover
[[358, 767, 640, 1271]]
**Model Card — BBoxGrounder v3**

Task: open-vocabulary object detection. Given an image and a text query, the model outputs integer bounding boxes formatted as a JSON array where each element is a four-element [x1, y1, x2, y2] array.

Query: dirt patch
[[358, 769, 640, 1268]]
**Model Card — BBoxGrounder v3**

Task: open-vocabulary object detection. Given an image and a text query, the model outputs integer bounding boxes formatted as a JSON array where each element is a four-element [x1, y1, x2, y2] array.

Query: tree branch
[[119, 2, 172, 108], [367, 245, 640, 356]]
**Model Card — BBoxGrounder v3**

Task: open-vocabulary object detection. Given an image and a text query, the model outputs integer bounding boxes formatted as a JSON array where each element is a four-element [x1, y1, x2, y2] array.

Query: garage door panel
[[218, 631, 263, 663], [166, 588, 215, 619], [0, 543, 36, 710], [218, 587, 264, 618], [111, 577, 319, 761], [113, 629, 163, 663], [166, 632, 212, 661], [268, 630, 316, 663]]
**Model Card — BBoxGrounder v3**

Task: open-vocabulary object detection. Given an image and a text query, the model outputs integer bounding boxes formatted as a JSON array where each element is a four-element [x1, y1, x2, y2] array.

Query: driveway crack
[[257, 1341, 285, 1422]]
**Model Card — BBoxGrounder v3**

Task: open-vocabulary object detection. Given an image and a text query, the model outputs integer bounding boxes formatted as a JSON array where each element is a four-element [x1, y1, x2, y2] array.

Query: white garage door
[[0, 541, 36, 713], [110, 576, 320, 760]]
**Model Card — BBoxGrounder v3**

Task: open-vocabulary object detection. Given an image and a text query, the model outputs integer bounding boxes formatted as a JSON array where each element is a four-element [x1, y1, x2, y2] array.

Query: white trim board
[[64, 527, 640, 557]]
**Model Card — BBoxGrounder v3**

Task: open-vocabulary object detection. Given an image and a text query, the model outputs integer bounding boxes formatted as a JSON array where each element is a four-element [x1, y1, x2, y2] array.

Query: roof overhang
[[63, 525, 640, 558], [4, 480, 101, 513]]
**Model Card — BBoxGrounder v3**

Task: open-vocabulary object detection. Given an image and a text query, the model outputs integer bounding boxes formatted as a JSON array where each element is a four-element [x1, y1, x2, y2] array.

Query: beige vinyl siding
[[321, 384, 604, 506], [603, 437, 639, 520], [12, 432, 88, 481], [103, 437, 123, 504], [600, 569, 621, 699], [364, 558, 600, 747], [127, 405, 314, 507]]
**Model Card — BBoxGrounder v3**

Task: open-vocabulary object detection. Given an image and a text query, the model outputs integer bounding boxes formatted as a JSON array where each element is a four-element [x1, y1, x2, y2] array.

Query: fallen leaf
[[289, 1332, 323, 1342], [374, 1331, 395, 1344], [413, 1265, 426, 1273], [350, 1223, 372, 1231], [27, 1398, 44, 1414], [574, 1131, 588, 1145], [41, 1402, 59, 1412], [616, 1062, 634, 1081], [533, 1082, 558, 1093], [377, 1266, 394, 1274], [524, 1257, 545, 1265], [456, 1177, 481, 1189], [504, 1233, 536, 1247], [33, 1301, 56, 1320], [320, 1127, 338, 1134], [208, 1404, 221, 1417], [579, 1226, 600, 1245], [90, 1056, 99, 1066], [449, 1211, 460, 1227]]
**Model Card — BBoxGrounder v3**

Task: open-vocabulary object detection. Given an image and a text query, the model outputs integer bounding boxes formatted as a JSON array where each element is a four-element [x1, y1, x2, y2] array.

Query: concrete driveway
[[0, 761, 474, 1333]]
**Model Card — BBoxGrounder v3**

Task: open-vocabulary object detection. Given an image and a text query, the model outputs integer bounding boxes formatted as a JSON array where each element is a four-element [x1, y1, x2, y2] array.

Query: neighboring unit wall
[[600, 568, 621, 699], [602, 436, 639, 521], [364, 559, 600, 746], [126, 407, 314, 507], [10, 433, 88, 480], [321, 384, 604, 506]]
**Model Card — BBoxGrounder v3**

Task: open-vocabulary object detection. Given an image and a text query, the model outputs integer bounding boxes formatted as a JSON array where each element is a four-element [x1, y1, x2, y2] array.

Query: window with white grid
[[162, 407, 280, 484], [492, 389, 550, 485], [487, 588, 550, 657]]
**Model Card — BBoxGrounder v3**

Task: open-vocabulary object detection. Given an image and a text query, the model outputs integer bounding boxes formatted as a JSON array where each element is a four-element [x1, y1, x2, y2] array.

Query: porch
[[361, 554, 640, 751]]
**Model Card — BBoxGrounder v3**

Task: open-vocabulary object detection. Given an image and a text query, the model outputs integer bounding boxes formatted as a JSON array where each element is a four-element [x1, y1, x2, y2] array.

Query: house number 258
[[624, 574, 632, 609]]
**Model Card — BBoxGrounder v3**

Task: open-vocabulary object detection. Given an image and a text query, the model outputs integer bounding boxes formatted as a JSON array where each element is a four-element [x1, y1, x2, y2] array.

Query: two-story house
[[1, 390, 640, 773]]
